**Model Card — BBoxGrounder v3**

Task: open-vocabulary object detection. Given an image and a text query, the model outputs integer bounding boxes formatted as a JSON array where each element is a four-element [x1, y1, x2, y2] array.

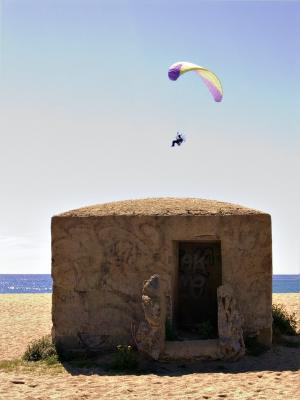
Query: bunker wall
[[51, 214, 272, 352]]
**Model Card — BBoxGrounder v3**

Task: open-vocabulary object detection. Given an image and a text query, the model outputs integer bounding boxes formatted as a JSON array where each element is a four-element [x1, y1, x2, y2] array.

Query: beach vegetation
[[23, 335, 59, 363], [0, 359, 23, 371], [272, 303, 298, 337], [110, 345, 138, 371], [0, 358, 64, 374], [44, 354, 60, 365]]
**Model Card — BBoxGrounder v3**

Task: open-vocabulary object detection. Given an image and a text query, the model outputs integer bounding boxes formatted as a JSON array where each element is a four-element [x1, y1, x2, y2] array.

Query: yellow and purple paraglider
[[168, 61, 223, 102]]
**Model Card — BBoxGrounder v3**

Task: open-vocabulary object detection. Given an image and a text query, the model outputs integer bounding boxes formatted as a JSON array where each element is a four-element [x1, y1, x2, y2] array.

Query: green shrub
[[111, 345, 138, 371], [44, 354, 59, 365], [272, 304, 298, 336], [23, 335, 58, 362]]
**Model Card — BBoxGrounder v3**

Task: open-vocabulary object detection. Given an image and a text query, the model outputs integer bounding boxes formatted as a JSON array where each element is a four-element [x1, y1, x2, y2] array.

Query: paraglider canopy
[[168, 61, 223, 102]]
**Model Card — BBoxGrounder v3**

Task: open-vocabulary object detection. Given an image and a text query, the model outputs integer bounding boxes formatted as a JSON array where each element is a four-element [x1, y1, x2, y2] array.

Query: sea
[[0, 274, 299, 294]]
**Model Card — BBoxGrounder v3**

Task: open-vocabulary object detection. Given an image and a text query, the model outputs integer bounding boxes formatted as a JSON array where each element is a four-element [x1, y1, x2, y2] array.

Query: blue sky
[[0, 0, 299, 274]]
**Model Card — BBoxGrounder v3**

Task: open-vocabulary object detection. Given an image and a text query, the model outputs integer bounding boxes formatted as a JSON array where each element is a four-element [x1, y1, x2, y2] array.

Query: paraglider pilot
[[171, 132, 184, 147]]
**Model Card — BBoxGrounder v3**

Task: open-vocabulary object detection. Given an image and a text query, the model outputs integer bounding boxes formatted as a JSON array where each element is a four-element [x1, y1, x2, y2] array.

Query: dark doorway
[[176, 241, 222, 339]]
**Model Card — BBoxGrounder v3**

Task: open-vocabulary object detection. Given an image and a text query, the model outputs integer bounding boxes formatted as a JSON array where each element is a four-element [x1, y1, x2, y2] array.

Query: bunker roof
[[56, 198, 266, 217]]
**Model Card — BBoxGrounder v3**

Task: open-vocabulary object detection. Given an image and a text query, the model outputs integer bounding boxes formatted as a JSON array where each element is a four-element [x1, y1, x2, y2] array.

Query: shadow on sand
[[60, 345, 300, 377]]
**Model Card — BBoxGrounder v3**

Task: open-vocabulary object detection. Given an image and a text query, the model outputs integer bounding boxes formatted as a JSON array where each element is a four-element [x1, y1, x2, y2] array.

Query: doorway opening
[[175, 241, 222, 340]]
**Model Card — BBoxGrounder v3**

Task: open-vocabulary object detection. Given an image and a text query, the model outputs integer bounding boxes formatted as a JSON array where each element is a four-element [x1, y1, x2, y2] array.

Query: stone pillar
[[217, 284, 245, 360], [135, 274, 166, 360]]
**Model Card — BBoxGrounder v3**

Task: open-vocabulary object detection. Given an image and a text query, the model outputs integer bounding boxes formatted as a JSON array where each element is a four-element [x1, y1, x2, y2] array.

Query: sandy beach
[[0, 293, 299, 399]]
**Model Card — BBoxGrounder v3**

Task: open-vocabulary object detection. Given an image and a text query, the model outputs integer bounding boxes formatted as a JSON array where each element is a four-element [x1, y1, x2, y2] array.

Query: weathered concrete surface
[[135, 274, 166, 360], [51, 198, 272, 354], [218, 284, 245, 360], [163, 339, 221, 360], [59, 198, 262, 217]]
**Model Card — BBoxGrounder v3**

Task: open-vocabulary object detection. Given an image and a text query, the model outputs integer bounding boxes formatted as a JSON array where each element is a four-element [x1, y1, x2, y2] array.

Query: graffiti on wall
[[179, 246, 215, 299]]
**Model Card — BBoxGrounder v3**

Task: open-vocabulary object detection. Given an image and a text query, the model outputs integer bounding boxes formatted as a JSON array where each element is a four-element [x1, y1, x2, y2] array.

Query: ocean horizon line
[[0, 273, 298, 276], [0, 274, 299, 294]]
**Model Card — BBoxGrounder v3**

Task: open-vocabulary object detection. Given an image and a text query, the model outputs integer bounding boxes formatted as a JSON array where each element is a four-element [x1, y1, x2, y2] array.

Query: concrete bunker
[[51, 198, 273, 361]]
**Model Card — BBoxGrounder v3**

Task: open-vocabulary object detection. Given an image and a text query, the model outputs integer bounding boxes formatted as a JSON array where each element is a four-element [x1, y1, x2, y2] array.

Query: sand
[[0, 293, 299, 399], [0, 294, 52, 360]]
